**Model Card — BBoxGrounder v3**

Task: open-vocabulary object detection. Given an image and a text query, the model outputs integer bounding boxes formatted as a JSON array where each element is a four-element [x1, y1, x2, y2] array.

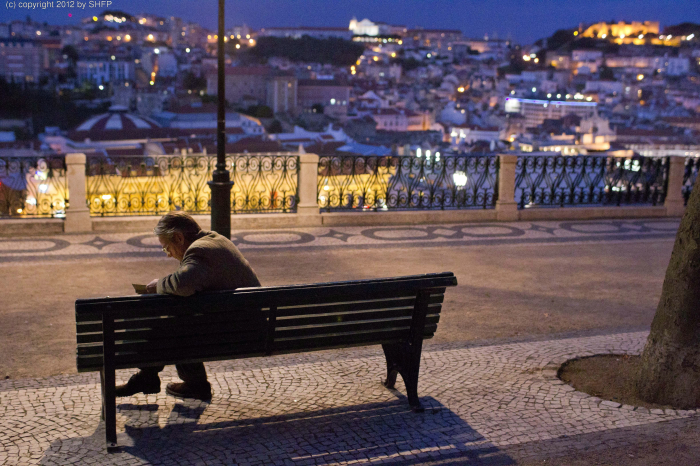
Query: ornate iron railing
[[0, 156, 67, 218], [86, 153, 298, 216], [682, 157, 699, 206], [515, 155, 668, 209], [317, 154, 498, 211]]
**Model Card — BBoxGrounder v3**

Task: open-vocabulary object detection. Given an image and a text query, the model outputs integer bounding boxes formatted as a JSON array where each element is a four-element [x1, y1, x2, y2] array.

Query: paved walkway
[[0, 217, 691, 464], [1, 331, 697, 465]]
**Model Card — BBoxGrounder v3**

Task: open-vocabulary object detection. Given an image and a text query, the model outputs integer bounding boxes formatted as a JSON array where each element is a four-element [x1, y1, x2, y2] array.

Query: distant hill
[[247, 36, 364, 66], [662, 22, 700, 37]]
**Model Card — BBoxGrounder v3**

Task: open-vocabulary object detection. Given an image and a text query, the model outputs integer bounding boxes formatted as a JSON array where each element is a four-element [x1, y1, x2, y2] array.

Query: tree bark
[[635, 177, 700, 409]]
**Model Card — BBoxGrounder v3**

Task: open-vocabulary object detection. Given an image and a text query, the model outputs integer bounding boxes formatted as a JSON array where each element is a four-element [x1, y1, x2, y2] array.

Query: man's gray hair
[[153, 212, 202, 242]]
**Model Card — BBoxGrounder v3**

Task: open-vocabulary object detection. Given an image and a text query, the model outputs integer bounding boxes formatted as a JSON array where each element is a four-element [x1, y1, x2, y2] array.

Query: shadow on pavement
[[40, 395, 515, 465]]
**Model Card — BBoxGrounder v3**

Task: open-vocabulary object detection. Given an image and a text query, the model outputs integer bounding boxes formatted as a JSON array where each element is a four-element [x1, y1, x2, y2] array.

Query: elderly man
[[115, 212, 261, 401]]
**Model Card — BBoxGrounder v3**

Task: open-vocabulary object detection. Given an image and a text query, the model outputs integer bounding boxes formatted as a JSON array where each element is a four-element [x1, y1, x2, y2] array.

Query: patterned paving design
[[0, 219, 680, 264]]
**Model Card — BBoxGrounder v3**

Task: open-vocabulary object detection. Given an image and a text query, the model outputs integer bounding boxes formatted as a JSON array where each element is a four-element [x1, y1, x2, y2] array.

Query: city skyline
[[2, 0, 698, 44]]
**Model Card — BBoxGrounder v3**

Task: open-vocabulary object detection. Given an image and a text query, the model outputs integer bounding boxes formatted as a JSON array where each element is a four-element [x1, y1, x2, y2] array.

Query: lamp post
[[209, 0, 234, 237]]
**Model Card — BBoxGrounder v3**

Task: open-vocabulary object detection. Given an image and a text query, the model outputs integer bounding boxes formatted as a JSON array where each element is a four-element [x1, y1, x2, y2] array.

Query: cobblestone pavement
[[1, 331, 697, 465], [0, 218, 680, 264]]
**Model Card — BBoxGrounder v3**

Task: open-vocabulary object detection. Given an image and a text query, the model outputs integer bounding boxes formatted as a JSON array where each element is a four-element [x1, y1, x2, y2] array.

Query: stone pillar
[[297, 153, 322, 218], [64, 153, 92, 233], [495, 154, 519, 221], [665, 156, 686, 217]]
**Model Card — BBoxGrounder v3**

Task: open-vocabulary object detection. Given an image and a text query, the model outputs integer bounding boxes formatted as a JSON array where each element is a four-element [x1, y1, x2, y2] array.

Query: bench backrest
[[75, 272, 458, 372]]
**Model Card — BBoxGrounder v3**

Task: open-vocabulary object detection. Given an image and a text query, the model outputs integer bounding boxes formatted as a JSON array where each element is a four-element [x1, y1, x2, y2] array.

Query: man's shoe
[[166, 382, 212, 401], [115, 373, 161, 397]]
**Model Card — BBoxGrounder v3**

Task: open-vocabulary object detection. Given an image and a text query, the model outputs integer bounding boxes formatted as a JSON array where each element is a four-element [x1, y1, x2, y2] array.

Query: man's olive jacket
[[156, 230, 261, 296]]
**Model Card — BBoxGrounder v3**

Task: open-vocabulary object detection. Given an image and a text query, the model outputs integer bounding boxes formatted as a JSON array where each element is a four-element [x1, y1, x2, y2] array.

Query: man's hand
[[146, 279, 159, 294]]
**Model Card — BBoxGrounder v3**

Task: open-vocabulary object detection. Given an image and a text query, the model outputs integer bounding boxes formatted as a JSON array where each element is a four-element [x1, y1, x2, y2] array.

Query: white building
[[140, 47, 178, 78], [449, 124, 501, 145], [370, 108, 431, 131], [258, 27, 353, 40], [505, 97, 597, 128], [151, 104, 265, 136], [77, 60, 134, 84]]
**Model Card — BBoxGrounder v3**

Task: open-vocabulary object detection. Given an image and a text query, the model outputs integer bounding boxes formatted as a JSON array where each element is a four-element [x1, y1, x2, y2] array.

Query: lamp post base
[[209, 179, 234, 239]]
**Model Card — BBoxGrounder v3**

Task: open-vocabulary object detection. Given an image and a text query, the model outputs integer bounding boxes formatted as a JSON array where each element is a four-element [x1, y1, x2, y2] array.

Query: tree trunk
[[635, 178, 700, 409]]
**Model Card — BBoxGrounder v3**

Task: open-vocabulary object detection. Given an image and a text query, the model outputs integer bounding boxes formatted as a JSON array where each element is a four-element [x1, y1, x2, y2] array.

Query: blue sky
[[3, 0, 698, 43]]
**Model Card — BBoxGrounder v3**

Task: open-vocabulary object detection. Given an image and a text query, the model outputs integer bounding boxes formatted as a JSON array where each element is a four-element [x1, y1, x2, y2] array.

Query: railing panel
[[226, 154, 298, 213], [0, 156, 67, 218], [86, 153, 298, 217], [515, 155, 668, 209], [683, 157, 700, 206], [317, 155, 498, 212]]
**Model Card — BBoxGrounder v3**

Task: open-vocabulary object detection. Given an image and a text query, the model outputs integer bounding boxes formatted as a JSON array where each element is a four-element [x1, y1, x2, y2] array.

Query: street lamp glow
[[453, 171, 468, 188]]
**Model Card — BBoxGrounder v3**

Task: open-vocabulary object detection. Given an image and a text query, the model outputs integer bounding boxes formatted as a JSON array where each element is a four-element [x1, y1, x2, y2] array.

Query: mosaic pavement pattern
[[0, 218, 681, 264], [1, 331, 697, 465]]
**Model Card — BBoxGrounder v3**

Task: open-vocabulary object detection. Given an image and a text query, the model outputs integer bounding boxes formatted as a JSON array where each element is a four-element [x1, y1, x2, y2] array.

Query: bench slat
[[77, 311, 267, 340], [275, 314, 440, 338], [275, 293, 444, 318], [274, 305, 436, 328], [77, 328, 265, 356], [112, 342, 267, 368], [75, 273, 456, 321], [273, 325, 439, 352]]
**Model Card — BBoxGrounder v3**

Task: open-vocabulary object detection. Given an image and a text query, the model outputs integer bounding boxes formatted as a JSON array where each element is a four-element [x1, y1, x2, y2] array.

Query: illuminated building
[[582, 21, 659, 40], [258, 27, 352, 40], [505, 97, 597, 128]]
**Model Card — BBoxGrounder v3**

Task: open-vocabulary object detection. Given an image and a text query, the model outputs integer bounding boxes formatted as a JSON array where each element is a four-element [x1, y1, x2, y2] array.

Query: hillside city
[[1, 13, 699, 161]]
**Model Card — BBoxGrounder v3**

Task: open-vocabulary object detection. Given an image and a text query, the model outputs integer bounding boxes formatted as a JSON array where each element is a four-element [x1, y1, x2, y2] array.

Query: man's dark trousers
[[139, 363, 208, 385]]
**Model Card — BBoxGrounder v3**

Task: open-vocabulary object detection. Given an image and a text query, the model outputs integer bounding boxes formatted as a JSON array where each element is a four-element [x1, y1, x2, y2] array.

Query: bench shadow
[[40, 393, 515, 465]]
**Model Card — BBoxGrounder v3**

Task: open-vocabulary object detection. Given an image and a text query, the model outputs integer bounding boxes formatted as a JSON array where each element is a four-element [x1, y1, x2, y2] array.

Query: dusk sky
[[3, 0, 699, 44]]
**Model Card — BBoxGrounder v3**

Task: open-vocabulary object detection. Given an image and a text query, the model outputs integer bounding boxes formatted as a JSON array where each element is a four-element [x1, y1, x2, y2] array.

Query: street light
[[208, 0, 234, 237]]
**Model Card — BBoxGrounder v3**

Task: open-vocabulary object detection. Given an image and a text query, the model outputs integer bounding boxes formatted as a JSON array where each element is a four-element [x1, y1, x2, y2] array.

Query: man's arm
[[156, 249, 209, 297]]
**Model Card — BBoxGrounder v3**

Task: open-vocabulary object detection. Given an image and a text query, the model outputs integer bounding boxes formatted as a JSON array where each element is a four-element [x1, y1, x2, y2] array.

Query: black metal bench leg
[[403, 351, 424, 413], [381, 343, 400, 389], [99, 370, 105, 421], [103, 366, 118, 451], [102, 311, 119, 452], [404, 290, 429, 413]]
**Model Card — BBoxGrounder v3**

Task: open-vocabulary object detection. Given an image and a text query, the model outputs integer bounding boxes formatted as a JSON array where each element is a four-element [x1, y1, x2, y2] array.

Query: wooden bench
[[75, 272, 458, 451]]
